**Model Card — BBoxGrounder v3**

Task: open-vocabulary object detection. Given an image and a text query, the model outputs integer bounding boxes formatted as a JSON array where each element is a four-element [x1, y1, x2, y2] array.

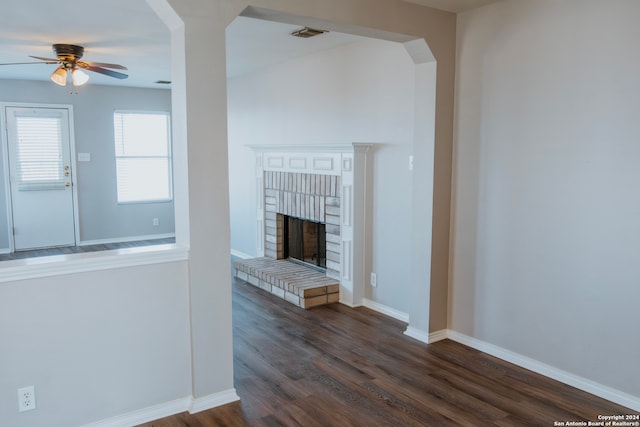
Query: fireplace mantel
[[250, 143, 372, 307], [247, 143, 372, 153]]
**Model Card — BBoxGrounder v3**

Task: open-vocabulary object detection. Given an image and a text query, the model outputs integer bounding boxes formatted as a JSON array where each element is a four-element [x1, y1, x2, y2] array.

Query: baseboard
[[0, 247, 10, 255], [83, 388, 240, 427], [362, 298, 409, 322], [447, 330, 640, 412], [339, 298, 357, 308], [189, 388, 240, 414], [428, 329, 449, 343], [79, 233, 175, 246], [83, 397, 191, 427], [230, 249, 254, 259], [403, 326, 430, 344]]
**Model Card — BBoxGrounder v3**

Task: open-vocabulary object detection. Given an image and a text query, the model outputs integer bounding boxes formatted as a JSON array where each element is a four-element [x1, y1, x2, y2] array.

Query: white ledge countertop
[[0, 244, 189, 284]]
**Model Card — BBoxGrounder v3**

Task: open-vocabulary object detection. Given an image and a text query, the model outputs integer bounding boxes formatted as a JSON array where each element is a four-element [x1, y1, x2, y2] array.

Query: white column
[[255, 153, 265, 257], [154, 0, 237, 405], [340, 151, 355, 306], [341, 143, 371, 307]]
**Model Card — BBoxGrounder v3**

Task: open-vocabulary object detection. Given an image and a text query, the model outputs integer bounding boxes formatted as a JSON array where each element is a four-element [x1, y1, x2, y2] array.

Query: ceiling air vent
[[291, 27, 328, 38]]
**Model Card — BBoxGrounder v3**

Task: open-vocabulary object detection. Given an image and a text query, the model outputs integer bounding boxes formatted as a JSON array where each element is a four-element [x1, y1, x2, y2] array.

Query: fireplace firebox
[[283, 216, 326, 270]]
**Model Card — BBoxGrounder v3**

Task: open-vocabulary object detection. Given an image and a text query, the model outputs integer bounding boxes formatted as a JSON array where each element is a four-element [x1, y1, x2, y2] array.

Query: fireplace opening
[[283, 216, 326, 270]]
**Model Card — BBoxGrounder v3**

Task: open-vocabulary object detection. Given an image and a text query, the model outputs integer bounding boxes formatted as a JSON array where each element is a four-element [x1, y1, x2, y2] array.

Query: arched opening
[[225, 14, 436, 335], [149, 0, 440, 404]]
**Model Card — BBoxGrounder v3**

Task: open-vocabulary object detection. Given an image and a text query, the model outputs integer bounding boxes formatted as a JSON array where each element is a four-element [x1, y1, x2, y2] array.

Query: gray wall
[[452, 0, 640, 398], [0, 261, 192, 426], [0, 80, 174, 250]]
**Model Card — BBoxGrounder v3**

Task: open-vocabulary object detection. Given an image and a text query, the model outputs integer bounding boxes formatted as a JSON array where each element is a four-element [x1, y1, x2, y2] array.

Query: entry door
[[5, 106, 76, 250]]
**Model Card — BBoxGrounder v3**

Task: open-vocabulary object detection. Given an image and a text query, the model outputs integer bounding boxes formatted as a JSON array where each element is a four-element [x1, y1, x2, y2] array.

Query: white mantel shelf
[[249, 143, 372, 307], [247, 143, 372, 153]]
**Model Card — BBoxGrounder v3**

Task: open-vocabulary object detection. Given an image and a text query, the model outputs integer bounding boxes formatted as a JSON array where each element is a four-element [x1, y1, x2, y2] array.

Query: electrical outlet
[[152, 218, 159, 227], [18, 386, 36, 412], [370, 272, 377, 288]]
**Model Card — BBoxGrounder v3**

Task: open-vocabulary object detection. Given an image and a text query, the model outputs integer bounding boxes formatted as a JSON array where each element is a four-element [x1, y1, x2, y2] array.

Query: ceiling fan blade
[[84, 65, 128, 79], [29, 55, 61, 62], [0, 61, 58, 65], [81, 60, 127, 70]]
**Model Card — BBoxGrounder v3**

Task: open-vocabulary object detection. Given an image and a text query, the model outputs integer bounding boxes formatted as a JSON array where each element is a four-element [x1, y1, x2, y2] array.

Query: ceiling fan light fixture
[[72, 68, 90, 86], [50, 66, 68, 86], [2, 44, 129, 85]]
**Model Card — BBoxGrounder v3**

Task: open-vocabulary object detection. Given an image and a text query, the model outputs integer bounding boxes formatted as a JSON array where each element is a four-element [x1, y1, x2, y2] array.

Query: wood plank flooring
[[0, 237, 175, 262], [139, 276, 635, 426]]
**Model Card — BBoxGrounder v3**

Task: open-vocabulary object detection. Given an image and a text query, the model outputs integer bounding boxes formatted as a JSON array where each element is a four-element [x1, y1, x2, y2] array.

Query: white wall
[[228, 37, 417, 313], [0, 261, 191, 426], [0, 80, 175, 249], [452, 0, 640, 398]]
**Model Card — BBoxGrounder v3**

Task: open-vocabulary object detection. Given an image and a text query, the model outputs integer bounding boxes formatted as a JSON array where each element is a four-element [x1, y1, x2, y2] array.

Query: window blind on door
[[14, 115, 66, 191]]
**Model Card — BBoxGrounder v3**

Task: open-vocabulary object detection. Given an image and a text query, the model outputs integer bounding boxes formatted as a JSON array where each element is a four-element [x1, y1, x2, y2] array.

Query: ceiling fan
[[0, 44, 128, 86]]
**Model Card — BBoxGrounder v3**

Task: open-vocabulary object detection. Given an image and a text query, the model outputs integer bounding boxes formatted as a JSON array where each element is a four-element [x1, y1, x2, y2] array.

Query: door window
[[13, 113, 66, 191]]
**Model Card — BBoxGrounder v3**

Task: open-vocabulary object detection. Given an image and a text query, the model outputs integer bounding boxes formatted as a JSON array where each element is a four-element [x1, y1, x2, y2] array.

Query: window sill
[[0, 244, 189, 284], [117, 199, 174, 205]]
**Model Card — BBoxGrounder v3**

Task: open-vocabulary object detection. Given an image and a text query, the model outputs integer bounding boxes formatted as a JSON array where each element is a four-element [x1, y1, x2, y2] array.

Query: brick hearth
[[234, 258, 339, 309]]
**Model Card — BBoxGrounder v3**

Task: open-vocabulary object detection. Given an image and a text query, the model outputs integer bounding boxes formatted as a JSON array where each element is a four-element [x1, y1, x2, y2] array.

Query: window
[[114, 111, 172, 203]]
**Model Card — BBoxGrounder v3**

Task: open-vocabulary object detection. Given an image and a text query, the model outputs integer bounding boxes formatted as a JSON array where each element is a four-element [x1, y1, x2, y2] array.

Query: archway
[[148, 0, 451, 409]]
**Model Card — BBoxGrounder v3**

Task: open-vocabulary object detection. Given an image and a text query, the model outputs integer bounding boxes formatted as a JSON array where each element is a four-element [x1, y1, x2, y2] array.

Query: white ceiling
[[226, 17, 366, 79], [0, 0, 171, 88], [0, 0, 501, 88]]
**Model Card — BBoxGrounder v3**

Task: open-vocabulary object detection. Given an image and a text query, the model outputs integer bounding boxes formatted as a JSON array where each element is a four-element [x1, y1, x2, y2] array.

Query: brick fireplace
[[264, 170, 341, 279], [236, 144, 372, 308]]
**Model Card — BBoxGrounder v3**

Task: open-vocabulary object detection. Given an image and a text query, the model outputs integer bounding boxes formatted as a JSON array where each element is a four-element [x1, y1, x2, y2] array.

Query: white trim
[[68, 104, 81, 249], [362, 298, 409, 322], [0, 248, 10, 255], [428, 329, 449, 343], [0, 245, 188, 284], [79, 233, 175, 246], [188, 389, 240, 414], [1, 104, 15, 253], [403, 326, 430, 344], [82, 397, 191, 427], [447, 330, 640, 412], [230, 249, 253, 259]]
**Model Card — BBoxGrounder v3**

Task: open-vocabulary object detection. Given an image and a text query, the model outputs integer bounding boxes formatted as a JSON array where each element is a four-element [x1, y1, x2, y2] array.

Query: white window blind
[[14, 115, 66, 191], [113, 111, 172, 203]]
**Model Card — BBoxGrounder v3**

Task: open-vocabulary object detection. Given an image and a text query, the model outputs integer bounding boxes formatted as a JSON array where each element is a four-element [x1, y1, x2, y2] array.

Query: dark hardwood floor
[[139, 276, 634, 426], [0, 237, 175, 262]]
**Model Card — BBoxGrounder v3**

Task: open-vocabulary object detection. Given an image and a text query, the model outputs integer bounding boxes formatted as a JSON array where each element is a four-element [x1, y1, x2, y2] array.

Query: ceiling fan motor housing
[[53, 44, 84, 63]]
